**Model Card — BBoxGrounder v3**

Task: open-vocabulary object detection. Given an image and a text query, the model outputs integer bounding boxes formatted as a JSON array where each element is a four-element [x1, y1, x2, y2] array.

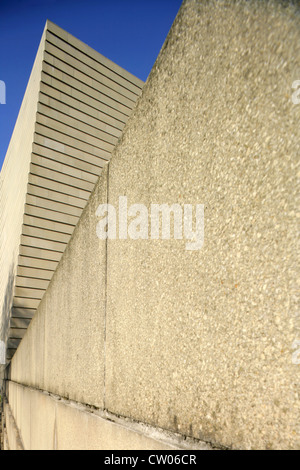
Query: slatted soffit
[[2, 20, 144, 360]]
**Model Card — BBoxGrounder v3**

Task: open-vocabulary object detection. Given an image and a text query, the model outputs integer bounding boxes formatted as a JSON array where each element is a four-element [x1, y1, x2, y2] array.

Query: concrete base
[[5, 381, 213, 450]]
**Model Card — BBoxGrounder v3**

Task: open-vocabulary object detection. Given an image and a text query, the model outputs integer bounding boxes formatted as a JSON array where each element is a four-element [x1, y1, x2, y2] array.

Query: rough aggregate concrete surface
[[105, 0, 300, 449]]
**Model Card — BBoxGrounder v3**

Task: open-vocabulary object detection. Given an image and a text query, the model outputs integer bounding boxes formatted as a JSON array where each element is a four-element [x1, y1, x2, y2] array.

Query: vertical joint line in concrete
[[103, 163, 110, 410]]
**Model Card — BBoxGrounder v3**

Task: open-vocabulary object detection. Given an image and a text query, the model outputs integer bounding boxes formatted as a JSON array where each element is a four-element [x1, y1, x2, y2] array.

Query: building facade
[[0, 0, 299, 450]]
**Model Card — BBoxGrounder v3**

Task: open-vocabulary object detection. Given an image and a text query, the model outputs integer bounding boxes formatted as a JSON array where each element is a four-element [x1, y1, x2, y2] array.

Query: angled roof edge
[[0, 20, 144, 363]]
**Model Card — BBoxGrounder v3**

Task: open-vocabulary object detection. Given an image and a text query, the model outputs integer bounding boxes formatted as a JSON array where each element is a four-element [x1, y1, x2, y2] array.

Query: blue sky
[[0, 0, 182, 170]]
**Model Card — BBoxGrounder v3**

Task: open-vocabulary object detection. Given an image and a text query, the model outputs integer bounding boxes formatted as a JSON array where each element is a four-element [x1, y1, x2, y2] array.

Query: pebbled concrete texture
[[0, 19, 143, 363], [104, 0, 300, 450]]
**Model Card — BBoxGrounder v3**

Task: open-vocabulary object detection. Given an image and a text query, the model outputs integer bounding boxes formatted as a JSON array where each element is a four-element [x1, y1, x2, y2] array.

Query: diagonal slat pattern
[[0, 20, 143, 361]]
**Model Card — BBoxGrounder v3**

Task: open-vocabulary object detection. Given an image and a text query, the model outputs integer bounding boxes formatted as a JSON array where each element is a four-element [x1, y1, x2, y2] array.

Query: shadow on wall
[[0, 266, 15, 366]]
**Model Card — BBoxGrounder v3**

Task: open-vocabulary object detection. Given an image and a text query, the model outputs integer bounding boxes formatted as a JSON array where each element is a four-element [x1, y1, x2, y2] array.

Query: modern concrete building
[[0, 0, 299, 450], [0, 19, 143, 364]]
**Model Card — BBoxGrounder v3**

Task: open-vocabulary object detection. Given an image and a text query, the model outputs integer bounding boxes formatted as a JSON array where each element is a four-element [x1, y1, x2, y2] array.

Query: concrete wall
[[10, 166, 109, 408], [2, 396, 23, 450], [2, 0, 300, 450]]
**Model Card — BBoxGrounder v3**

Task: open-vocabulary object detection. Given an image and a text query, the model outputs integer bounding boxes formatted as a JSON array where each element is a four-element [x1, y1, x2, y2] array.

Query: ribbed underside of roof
[[0, 20, 143, 361]]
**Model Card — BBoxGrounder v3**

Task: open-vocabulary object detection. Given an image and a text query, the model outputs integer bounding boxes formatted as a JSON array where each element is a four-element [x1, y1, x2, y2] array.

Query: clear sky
[[0, 0, 182, 170]]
